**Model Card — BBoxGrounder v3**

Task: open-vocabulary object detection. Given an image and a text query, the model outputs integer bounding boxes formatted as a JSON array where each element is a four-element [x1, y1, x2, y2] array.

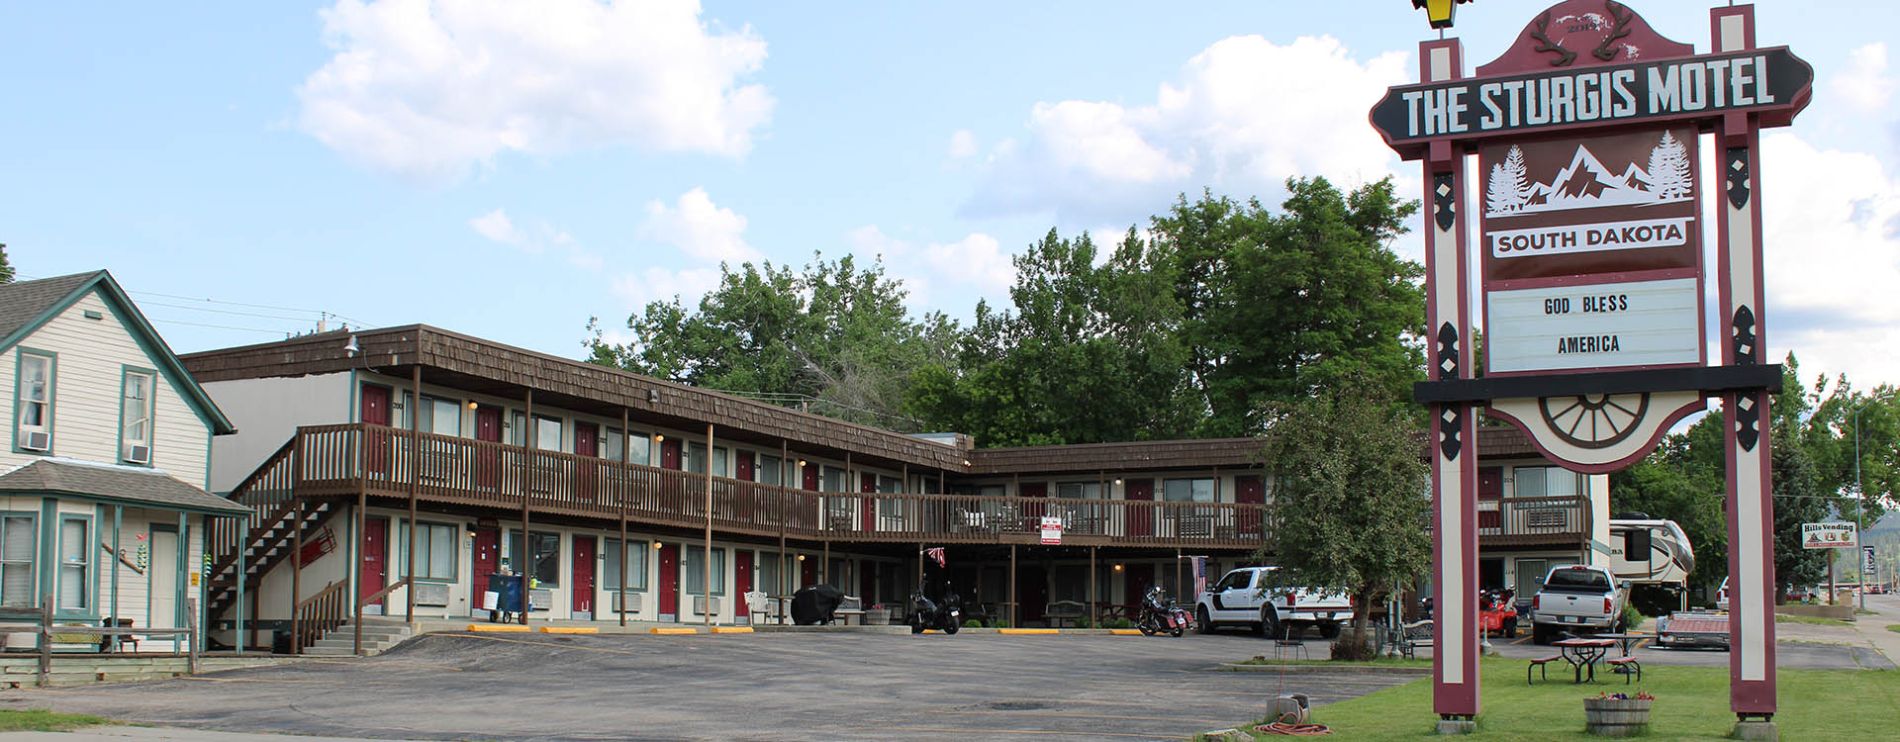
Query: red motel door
[[360, 517, 388, 606], [735, 550, 754, 619], [861, 472, 877, 532], [658, 544, 680, 619], [572, 536, 596, 615], [360, 385, 392, 475], [472, 528, 499, 602], [1479, 467, 1503, 530], [1234, 476, 1265, 538], [800, 553, 818, 589], [1126, 479, 1155, 537], [575, 424, 599, 501], [475, 407, 503, 489]]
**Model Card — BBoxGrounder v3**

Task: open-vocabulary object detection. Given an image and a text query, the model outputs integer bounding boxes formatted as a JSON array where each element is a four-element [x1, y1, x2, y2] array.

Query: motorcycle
[[1137, 585, 1191, 637], [908, 581, 963, 635], [1478, 588, 1518, 637]]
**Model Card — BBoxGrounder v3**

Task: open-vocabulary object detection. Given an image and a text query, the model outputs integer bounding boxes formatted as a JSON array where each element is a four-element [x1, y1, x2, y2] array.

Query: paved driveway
[[9, 632, 1415, 741]]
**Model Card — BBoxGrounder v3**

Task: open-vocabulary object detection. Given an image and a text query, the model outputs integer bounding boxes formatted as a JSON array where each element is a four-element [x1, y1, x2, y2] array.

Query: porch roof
[[0, 458, 250, 515]]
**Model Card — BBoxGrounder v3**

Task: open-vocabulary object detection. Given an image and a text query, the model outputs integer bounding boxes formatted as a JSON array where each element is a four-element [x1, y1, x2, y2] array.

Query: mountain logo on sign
[[1486, 131, 1694, 218]]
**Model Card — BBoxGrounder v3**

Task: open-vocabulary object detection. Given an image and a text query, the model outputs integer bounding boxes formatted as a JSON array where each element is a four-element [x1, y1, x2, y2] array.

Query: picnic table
[[1552, 637, 1616, 683], [1594, 632, 1651, 658]]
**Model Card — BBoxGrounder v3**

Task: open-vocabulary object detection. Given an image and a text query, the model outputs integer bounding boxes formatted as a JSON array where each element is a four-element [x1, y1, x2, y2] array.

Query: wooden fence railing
[[250, 423, 1298, 549]]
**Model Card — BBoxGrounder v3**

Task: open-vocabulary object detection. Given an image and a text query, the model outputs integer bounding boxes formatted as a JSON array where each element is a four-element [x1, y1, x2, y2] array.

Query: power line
[[15, 271, 377, 330], [144, 316, 297, 336]]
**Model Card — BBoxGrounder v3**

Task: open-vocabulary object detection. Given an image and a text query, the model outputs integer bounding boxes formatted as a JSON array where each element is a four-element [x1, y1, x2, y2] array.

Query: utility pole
[[1856, 404, 1867, 612]]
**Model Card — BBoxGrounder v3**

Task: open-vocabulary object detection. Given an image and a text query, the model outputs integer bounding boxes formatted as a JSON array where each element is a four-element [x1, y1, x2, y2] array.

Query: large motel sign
[[1374, 2, 1810, 735]]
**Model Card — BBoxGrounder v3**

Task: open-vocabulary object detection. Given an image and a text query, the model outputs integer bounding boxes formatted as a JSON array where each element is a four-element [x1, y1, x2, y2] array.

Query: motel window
[[979, 485, 1005, 498], [534, 416, 563, 452], [510, 412, 526, 446], [1162, 478, 1215, 503], [397, 393, 461, 436], [58, 517, 88, 611], [757, 550, 784, 594], [714, 447, 729, 478], [0, 515, 33, 607], [1051, 564, 1088, 604], [687, 444, 729, 477], [505, 531, 561, 587], [628, 432, 652, 466], [1056, 482, 1101, 499], [604, 428, 624, 462], [16, 352, 53, 451], [821, 467, 846, 493], [682, 545, 726, 596], [121, 370, 155, 464], [602, 538, 650, 591], [397, 523, 458, 581], [876, 475, 902, 494], [1514, 466, 1583, 499], [758, 455, 783, 487]]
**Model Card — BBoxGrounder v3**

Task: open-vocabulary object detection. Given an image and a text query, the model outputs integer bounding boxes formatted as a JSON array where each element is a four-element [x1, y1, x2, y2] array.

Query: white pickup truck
[[1530, 564, 1630, 644], [1194, 566, 1354, 639]]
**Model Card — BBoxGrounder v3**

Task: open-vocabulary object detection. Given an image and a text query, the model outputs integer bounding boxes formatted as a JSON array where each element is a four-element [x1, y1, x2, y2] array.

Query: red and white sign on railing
[[1040, 516, 1063, 545]]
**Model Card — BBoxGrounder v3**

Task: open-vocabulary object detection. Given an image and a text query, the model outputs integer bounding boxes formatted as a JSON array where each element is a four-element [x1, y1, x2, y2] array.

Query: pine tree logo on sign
[[1486, 131, 1691, 217]]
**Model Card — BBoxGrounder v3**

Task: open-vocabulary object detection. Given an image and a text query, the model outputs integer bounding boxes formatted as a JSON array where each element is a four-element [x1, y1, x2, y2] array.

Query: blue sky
[[3, 1, 1898, 389]]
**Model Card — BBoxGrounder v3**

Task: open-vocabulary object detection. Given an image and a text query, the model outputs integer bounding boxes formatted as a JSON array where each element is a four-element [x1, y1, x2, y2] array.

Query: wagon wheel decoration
[[1539, 393, 1650, 449]]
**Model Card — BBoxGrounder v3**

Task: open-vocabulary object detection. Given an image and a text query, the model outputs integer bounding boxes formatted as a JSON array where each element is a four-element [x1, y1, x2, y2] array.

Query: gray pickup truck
[[1529, 564, 1630, 645]]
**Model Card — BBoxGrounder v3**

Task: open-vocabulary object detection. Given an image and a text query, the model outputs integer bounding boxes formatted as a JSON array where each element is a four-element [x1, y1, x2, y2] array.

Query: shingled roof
[[0, 272, 101, 347], [0, 459, 249, 515]]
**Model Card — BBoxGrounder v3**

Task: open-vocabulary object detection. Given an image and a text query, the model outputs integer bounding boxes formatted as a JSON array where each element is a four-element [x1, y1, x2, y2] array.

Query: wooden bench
[[1044, 600, 1086, 628], [1606, 657, 1642, 684], [1527, 655, 1563, 685], [833, 596, 865, 625]]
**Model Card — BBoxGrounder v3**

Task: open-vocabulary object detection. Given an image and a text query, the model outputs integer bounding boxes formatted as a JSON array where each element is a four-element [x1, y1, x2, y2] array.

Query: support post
[[522, 390, 533, 626], [1089, 546, 1097, 627], [1710, 6, 1777, 730], [408, 366, 421, 622], [111, 505, 121, 650], [236, 529, 246, 654], [1009, 544, 1018, 628], [704, 423, 714, 628], [355, 426, 368, 656], [292, 499, 303, 653], [621, 407, 631, 627]]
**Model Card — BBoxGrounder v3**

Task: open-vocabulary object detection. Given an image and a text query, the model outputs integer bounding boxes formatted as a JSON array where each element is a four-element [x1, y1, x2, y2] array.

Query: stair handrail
[[293, 579, 349, 654], [359, 576, 412, 609]]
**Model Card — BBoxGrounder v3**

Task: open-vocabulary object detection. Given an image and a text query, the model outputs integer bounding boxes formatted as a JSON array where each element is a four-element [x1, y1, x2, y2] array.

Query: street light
[[1855, 403, 1867, 612]]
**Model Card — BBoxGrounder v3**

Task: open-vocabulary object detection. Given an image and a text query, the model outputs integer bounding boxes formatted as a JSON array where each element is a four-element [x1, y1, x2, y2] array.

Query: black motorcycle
[[909, 581, 963, 634], [1137, 585, 1190, 637]]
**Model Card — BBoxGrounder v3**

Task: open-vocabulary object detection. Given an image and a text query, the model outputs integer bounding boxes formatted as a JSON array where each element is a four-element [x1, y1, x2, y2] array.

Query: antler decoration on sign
[[1530, 12, 1578, 67], [1592, 1, 1635, 62]]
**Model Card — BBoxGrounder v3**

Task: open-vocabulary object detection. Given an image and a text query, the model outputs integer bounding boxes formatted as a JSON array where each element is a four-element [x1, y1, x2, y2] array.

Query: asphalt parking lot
[[10, 632, 1417, 741]]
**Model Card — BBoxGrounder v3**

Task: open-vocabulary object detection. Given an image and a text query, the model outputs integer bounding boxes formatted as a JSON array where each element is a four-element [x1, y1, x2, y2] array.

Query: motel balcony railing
[[1475, 494, 1593, 546], [222, 423, 1277, 551]]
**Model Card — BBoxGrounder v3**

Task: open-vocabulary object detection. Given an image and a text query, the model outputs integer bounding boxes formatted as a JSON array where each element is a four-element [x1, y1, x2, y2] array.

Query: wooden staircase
[[301, 617, 414, 657], [206, 439, 337, 622]]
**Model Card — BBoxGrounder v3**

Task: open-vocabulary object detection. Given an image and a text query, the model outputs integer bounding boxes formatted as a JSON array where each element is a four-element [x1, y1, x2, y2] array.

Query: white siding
[[203, 373, 351, 493], [0, 289, 212, 486]]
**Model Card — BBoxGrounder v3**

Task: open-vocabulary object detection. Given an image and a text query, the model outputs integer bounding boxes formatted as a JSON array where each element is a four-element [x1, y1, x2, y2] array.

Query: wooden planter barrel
[[1583, 698, 1651, 737]]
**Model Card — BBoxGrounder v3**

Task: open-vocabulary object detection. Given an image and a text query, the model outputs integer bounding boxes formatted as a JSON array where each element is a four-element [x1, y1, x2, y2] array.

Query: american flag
[[925, 547, 947, 568]]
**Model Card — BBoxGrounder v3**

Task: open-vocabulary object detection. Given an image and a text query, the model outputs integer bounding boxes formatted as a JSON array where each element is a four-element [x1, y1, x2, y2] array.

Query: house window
[[58, 517, 88, 611], [121, 370, 156, 464], [1514, 466, 1583, 498], [682, 545, 726, 595], [0, 515, 32, 608], [505, 531, 561, 587], [877, 475, 902, 494], [714, 447, 729, 478], [686, 443, 729, 476], [602, 538, 650, 591], [397, 523, 458, 581], [16, 352, 53, 451]]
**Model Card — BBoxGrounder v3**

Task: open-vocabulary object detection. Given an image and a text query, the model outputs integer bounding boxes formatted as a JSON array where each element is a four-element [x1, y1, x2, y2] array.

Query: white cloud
[[1760, 131, 1900, 386], [298, 0, 773, 183], [964, 35, 1408, 223], [468, 208, 597, 269], [948, 129, 979, 160], [636, 187, 760, 264], [611, 266, 722, 311], [848, 225, 1015, 314], [1831, 43, 1895, 113]]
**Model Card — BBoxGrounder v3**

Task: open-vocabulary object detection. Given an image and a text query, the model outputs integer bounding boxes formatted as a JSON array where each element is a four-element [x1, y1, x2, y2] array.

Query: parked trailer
[[1609, 519, 1694, 587]]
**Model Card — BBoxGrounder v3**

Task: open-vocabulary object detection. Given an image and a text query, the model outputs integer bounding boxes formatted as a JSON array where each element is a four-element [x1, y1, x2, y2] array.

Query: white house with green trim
[[0, 271, 243, 651]]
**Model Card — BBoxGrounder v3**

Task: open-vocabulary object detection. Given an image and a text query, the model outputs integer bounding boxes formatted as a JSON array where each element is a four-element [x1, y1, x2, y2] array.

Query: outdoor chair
[[1274, 624, 1308, 660], [744, 591, 772, 625]]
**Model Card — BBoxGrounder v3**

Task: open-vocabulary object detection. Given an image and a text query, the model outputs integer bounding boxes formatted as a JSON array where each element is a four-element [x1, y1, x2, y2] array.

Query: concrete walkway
[[0, 729, 410, 742]]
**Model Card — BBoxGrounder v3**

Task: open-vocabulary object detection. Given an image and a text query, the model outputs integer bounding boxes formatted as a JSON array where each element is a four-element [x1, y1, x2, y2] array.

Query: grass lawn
[[0, 709, 111, 732], [1230, 656, 1431, 669], [1774, 613, 1852, 627], [1226, 659, 1900, 740]]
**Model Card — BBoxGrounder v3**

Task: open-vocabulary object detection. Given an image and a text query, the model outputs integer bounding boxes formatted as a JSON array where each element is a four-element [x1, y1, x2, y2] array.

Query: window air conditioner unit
[[21, 431, 49, 452], [528, 588, 554, 611], [612, 591, 643, 613], [414, 582, 451, 607], [125, 444, 152, 465], [691, 595, 723, 616]]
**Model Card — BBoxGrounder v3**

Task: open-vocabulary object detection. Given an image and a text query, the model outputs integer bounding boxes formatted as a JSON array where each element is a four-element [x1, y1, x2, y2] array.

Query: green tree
[[0, 243, 13, 284], [904, 228, 1197, 446], [587, 254, 949, 429], [1150, 178, 1425, 436], [1256, 374, 1429, 659]]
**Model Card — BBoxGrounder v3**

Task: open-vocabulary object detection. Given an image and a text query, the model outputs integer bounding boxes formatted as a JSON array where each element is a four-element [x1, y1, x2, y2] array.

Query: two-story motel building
[[181, 324, 1610, 652]]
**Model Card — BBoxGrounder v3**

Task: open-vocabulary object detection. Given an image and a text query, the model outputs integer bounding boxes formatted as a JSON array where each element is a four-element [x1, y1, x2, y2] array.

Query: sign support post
[[1418, 35, 1481, 731]]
